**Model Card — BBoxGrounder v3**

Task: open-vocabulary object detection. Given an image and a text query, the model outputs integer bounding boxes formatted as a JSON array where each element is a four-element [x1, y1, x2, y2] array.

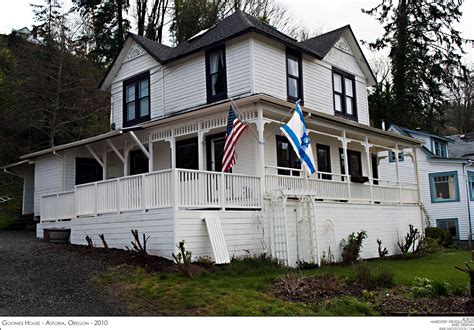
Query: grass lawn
[[0, 215, 15, 230], [98, 249, 471, 316]]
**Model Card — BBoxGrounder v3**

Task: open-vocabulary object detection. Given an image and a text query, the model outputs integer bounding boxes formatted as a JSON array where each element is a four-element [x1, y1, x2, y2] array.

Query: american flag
[[222, 104, 247, 172]]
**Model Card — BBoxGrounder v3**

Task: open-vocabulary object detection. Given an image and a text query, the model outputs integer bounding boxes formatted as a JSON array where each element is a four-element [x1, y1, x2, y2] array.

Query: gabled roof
[[101, 10, 376, 90], [389, 124, 468, 162]]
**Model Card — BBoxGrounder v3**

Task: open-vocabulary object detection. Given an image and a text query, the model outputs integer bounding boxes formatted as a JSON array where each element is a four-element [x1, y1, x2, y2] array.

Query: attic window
[[206, 45, 227, 103], [433, 139, 448, 158]]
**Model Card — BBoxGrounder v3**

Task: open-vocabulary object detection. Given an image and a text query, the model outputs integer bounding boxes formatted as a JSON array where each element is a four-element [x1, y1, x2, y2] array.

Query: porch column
[[257, 104, 265, 205], [169, 136, 176, 168], [395, 143, 402, 204], [341, 131, 351, 202], [198, 128, 207, 171], [102, 150, 107, 179], [148, 138, 154, 172], [123, 147, 129, 176], [364, 137, 374, 203]]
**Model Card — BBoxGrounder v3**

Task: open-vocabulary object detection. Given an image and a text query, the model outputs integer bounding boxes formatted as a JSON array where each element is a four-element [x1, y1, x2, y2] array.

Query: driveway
[[0, 231, 127, 316]]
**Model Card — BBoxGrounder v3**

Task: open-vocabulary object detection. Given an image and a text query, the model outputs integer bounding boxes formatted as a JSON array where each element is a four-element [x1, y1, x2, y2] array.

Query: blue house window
[[388, 151, 404, 163], [468, 171, 474, 201], [432, 139, 448, 158], [429, 171, 460, 203], [436, 218, 459, 239]]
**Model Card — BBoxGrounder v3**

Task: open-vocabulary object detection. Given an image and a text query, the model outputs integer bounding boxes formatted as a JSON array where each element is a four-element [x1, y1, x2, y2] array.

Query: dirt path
[[0, 231, 127, 316]]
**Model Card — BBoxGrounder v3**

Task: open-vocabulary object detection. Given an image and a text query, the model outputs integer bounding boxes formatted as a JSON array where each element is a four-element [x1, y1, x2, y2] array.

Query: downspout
[[464, 161, 473, 247]]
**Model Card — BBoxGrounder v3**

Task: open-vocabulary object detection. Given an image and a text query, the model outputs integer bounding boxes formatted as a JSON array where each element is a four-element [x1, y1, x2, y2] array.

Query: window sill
[[431, 198, 460, 203], [334, 111, 358, 122]]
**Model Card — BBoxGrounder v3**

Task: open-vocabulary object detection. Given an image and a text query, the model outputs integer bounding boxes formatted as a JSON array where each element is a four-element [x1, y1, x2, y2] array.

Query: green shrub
[[425, 227, 453, 247], [411, 277, 434, 297], [340, 231, 367, 264], [316, 297, 377, 316], [350, 261, 395, 290], [432, 281, 450, 296], [374, 267, 396, 288], [222, 253, 285, 276]]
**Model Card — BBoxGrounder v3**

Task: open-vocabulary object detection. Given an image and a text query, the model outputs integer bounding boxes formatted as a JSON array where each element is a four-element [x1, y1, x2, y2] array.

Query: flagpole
[[229, 97, 261, 143], [263, 99, 300, 143]]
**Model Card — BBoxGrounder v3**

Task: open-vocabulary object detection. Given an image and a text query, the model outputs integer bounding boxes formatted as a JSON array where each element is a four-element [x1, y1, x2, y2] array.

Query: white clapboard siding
[[379, 147, 471, 240], [252, 36, 287, 98], [33, 155, 64, 216], [303, 55, 333, 115], [70, 208, 175, 257], [226, 38, 252, 98], [203, 216, 231, 264], [163, 54, 207, 115]]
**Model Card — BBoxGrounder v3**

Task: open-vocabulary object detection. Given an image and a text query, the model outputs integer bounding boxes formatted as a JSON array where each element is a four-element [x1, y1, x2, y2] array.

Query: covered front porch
[[36, 96, 421, 223]]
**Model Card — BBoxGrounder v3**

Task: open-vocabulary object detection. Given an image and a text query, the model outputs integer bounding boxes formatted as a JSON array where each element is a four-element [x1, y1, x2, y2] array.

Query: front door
[[206, 133, 226, 172], [316, 144, 332, 180]]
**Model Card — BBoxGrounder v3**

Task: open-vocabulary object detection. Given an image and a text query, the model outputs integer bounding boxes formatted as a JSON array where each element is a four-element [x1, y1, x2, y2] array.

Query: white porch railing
[[40, 169, 261, 222], [176, 169, 261, 209], [40, 191, 75, 222], [265, 166, 418, 204]]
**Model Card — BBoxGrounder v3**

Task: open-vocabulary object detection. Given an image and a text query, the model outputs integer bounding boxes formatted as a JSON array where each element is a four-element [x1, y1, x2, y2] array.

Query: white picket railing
[[265, 166, 418, 204], [40, 191, 75, 222], [40, 166, 418, 222], [176, 169, 261, 209]]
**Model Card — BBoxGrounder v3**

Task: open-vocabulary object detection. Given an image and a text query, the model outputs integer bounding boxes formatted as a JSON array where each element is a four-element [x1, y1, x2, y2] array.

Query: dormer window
[[206, 45, 227, 103], [433, 139, 448, 158], [123, 72, 150, 127], [333, 68, 357, 121], [286, 50, 303, 103]]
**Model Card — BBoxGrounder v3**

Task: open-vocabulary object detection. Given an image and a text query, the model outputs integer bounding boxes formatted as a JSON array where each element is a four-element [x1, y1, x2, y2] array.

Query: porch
[[37, 97, 421, 223]]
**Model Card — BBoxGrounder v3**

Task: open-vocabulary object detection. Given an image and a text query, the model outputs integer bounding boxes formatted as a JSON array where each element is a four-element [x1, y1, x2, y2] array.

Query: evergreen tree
[[363, 0, 467, 132]]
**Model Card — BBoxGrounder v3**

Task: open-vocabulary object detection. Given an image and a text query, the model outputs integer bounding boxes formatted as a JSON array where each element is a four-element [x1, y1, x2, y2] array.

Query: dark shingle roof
[[446, 134, 474, 159], [301, 25, 348, 57], [129, 10, 324, 64]]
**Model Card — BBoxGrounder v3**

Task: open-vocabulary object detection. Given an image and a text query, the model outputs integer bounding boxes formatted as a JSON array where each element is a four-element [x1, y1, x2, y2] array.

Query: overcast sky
[[0, 0, 472, 63]]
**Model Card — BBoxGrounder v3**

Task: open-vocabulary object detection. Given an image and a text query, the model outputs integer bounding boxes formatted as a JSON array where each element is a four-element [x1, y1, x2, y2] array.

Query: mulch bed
[[274, 274, 474, 315]]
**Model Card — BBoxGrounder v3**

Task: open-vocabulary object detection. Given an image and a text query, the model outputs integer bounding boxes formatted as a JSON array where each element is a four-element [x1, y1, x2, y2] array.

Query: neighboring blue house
[[379, 125, 474, 242]]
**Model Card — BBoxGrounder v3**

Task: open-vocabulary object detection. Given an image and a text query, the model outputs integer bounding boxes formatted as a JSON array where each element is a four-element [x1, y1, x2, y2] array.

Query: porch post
[[123, 147, 129, 176], [102, 150, 107, 179], [198, 128, 206, 171], [342, 131, 351, 202], [169, 136, 176, 169], [364, 137, 374, 203], [257, 104, 265, 206], [148, 140, 154, 172], [395, 143, 402, 204]]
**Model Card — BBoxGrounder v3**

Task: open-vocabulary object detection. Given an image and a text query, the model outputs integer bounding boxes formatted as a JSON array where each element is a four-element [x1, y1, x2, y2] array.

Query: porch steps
[[270, 195, 290, 266], [203, 216, 230, 264], [0, 196, 13, 204]]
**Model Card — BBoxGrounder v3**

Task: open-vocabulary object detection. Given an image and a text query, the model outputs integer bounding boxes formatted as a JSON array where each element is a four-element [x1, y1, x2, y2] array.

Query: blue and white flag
[[280, 102, 316, 174]]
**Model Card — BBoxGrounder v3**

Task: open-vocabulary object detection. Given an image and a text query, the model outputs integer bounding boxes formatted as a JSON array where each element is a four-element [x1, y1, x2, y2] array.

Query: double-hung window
[[333, 68, 356, 120], [206, 45, 227, 103], [429, 171, 459, 203], [286, 50, 303, 103], [123, 72, 150, 127], [433, 139, 448, 158]]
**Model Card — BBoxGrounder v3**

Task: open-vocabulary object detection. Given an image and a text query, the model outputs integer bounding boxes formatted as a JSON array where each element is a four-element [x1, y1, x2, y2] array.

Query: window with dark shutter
[[206, 46, 227, 103], [333, 68, 357, 121], [123, 72, 150, 127]]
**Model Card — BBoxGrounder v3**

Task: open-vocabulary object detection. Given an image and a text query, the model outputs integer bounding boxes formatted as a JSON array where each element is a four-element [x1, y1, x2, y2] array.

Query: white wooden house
[[379, 125, 474, 242], [2, 11, 424, 266]]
